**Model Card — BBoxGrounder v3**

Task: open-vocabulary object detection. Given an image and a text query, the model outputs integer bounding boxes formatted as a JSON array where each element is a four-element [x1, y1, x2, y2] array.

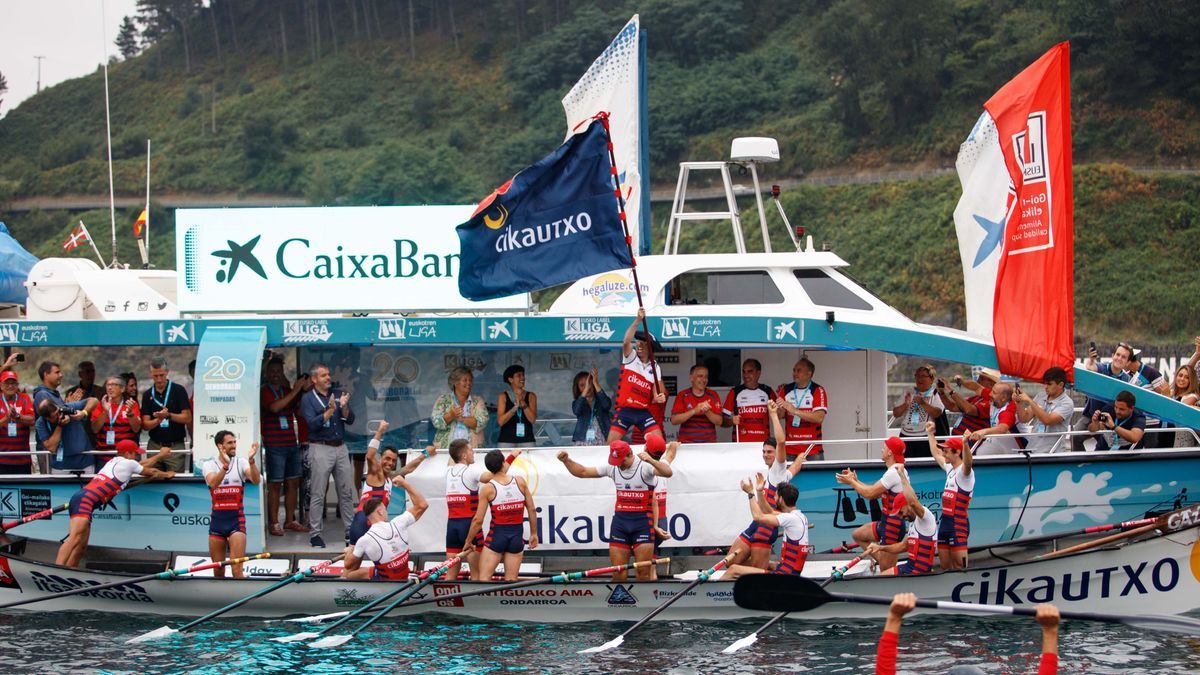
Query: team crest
[[605, 584, 637, 606]]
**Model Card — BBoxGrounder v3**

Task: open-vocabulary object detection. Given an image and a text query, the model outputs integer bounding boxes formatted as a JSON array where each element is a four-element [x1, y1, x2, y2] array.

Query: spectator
[[776, 357, 828, 460], [497, 365, 537, 449], [298, 362, 357, 549], [890, 364, 945, 458], [724, 358, 776, 444], [432, 366, 489, 449], [1169, 365, 1199, 447], [0, 370, 36, 475], [942, 368, 1000, 437], [876, 593, 1061, 675], [608, 309, 667, 443], [962, 382, 1021, 455], [64, 361, 103, 401], [571, 368, 612, 445], [670, 364, 723, 443], [1188, 336, 1199, 385], [186, 359, 197, 444], [90, 375, 142, 471], [120, 372, 142, 445], [35, 396, 99, 472], [261, 357, 311, 537], [32, 360, 65, 410], [1088, 390, 1145, 451], [140, 358, 192, 474], [1075, 343, 1134, 451], [1015, 367, 1074, 453], [1123, 349, 1169, 395]]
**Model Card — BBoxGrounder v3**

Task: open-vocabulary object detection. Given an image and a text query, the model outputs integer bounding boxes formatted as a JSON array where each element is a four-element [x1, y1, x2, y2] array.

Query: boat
[[2, 505, 1197, 621]]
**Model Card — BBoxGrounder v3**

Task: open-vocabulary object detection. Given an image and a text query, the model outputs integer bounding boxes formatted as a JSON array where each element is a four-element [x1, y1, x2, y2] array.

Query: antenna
[[100, 0, 118, 267], [33, 56, 46, 93]]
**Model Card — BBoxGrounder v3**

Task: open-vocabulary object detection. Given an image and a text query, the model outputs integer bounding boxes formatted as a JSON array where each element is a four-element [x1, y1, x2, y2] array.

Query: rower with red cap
[[557, 439, 673, 581], [55, 439, 175, 568], [202, 430, 261, 578], [926, 420, 975, 570], [864, 465, 938, 575], [725, 400, 803, 570], [835, 435, 907, 571], [607, 308, 668, 444]]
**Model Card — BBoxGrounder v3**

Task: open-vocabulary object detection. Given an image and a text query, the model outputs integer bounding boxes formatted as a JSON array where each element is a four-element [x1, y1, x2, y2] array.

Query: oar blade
[[578, 635, 623, 654], [309, 634, 354, 649], [1122, 613, 1200, 636], [721, 632, 758, 654], [284, 611, 349, 624], [271, 631, 321, 644], [733, 574, 831, 613], [126, 625, 178, 644]]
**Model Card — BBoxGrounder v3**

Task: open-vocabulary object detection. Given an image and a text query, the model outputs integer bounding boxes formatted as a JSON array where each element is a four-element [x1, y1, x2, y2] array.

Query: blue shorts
[[209, 509, 246, 539], [486, 523, 525, 554], [348, 510, 370, 545], [609, 512, 653, 550], [873, 513, 905, 546], [938, 513, 970, 550], [653, 517, 667, 549], [446, 516, 483, 553], [265, 445, 301, 482], [738, 521, 779, 549], [609, 407, 662, 436]]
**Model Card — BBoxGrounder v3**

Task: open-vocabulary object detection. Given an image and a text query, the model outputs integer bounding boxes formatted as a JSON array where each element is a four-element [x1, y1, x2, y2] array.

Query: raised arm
[[622, 308, 644, 359], [244, 443, 262, 484], [639, 451, 673, 478], [397, 445, 435, 477], [743, 475, 781, 528], [834, 468, 885, 500], [556, 450, 602, 478], [924, 421, 947, 470], [394, 474, 428, 521], [961, 434, 974, 476], [896, 466, 924, 519]]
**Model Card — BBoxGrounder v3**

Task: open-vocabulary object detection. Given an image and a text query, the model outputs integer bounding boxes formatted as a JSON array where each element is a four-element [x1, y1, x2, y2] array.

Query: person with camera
[[0, 369, 36, 475], [35, 396, 99, 473], [140, 358, 192, 474], [1087, 389, 1145, 451], [958, 381, 1020, 455], [941, 368, 999, 436], [299, 362, 356, 549], [1015, 367, 1074, 453], [90, 375, 143, 472], [261, 356, 312, 537], [1074, 342, 1134, 451]]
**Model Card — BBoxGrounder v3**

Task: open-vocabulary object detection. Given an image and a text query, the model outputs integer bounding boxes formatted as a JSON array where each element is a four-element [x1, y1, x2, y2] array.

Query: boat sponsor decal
[[0, 323, 17, 344], [1166, 504, 1200, 532], [435, 583, 465, 608], [282, 319, 332, 344], [950, 558, 1180, 605], [530, 505, 693, 546], [766, 319, 801, 343], [606, 584, 637, 605], [563, 317, 614, 341], [0, 488, 51, 520], [30, 571, 153, 603], [704, 589, 734, 602], [159, 322, 196, 345], [0, 558, 19, 591], [1002, 470, 1133, 540], [334, 588, 383, 608], [170, 514, 210, 526], [482, 319, 517, 342], [582, 273, 647, 308], [659, 318, 722, 340], [377, 318, 438, 341]]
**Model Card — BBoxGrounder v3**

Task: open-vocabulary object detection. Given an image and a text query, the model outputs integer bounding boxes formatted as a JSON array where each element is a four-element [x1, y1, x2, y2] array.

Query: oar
[[0, 553, 271, 610], [272, 551, 468, 644], [828, 541, 859, 554], [579, 554, 733, 654], [980, 516, 1157, 552], [308, 553, 468, 649], [733, 573, 1200, 636], [721, 555, 864, 654], [2, 503, 70, 531], [128, 553, 345, 643], [1036, 522, 1160, 560]]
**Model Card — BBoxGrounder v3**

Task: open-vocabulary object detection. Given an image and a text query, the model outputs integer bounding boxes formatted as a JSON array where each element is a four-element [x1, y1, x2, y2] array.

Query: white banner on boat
[[404, 443, 763, 552], [174, 206, 530, 313]]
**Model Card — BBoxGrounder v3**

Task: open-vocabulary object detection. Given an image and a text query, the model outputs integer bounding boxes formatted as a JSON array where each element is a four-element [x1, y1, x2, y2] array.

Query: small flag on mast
[[133, 209, 148, 238], [62, 223, 91, 252]]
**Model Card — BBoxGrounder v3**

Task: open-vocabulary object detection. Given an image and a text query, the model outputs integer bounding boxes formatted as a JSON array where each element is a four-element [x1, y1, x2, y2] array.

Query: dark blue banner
[[456, 120, 632, 301]]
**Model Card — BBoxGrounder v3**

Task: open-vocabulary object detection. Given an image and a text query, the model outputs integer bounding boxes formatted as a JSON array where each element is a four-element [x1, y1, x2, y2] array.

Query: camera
[[1089, 341, 1097, 353], [937, 378, 946, 389], [56, 405, 76, 418], [14, 353, 24, 362]]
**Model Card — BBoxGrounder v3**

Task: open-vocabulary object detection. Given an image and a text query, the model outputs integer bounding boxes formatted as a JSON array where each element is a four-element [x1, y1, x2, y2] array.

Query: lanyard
[[792, 382, 812, 408], [268, 384, 283, 399], [106, 396, 123, 428], [509, 388, 524, 422], [150, 381, 173, 410], [312, 389, 331, 410]]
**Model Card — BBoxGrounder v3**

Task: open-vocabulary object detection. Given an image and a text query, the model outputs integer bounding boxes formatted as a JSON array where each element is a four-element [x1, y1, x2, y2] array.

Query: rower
[[724, 475, 810, 580], [462, 450, 539, 581], [557, 440, 673, 581], [925, 420, 975, 570], [342, 476, 428, 580], [835, 436, 906, 570], [648, 435, 677, 550], [55, 440, 174, 568], [202, 431, 261, 578], [607, 308, 668, 444], [347, 420, 434, 546], [726, 401, 802, 570], [864, 466, 938, 576], [444, 439, 512, 581]]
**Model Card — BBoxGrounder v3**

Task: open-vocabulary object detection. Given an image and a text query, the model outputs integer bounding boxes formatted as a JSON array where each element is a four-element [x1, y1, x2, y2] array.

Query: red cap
[[884, 436, 906, 463], [943, 437, 964, 452], [645, 434, 666, 458], [0, 370, 16, 382], [608, 440, 632, 466], [891, 492, 908, 513], [115, 439, 143, 455]]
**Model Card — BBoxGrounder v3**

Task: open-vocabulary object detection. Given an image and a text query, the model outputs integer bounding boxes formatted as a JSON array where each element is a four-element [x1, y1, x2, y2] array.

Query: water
[[1, 610, 1198, 674]]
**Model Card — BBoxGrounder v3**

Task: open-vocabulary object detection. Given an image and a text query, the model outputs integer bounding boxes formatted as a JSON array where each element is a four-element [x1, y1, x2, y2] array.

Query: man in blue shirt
[[35, 397, 99, 472], [1073, 343, 1134, 452], [298, 362, 356, 548], [1088, 390, 1146, 451]]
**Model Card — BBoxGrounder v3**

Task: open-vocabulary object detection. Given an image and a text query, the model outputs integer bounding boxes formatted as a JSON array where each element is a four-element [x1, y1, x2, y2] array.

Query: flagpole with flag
[[137, 139, 150, 267], [63, 220, 106, 267]]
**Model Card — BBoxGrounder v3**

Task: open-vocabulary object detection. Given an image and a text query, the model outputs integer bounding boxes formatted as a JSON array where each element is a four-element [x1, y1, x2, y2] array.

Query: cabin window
[[793, 269, 873, 310], [668, 271, 783, 305]]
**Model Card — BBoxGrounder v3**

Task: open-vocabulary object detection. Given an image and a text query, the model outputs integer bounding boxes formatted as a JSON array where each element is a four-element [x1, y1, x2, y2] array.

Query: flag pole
[[100, 0, 118, 268], [138, 139, 150, 267], [79, 221, 106, 268], [595, 112, 661, 395]]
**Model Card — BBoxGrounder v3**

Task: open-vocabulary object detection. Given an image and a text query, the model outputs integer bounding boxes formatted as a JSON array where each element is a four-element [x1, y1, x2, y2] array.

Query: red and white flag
[[953, 42, 1074, 381], [62, 222, 91, 252]]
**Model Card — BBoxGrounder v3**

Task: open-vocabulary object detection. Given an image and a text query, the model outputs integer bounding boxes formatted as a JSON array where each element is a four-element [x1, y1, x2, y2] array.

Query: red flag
[[62, 223, 91, 252], [133, 209, 147, 238], [986, 42, 1074, 382]]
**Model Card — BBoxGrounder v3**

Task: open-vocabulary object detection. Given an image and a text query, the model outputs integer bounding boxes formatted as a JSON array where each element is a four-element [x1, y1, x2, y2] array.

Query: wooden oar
[[0, 553, 271, 610], [733, 573, 1200, 636], [127, 554, 345, 643], [977, 516, 1157, 553], [1036, 521, 1160, 560], [272, 551, 468, 644], [2, 503, 70, 531], [721, 555, 864, 654], [579, 554, 733, 654]]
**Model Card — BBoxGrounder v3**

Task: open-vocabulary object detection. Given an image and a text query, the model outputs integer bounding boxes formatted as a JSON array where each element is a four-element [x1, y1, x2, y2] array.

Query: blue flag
[[456, 120, 633, 301]]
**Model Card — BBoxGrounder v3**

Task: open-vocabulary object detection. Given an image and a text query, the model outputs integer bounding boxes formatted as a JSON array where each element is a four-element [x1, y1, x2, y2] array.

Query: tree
[[0, 70, 7, 113], [116, 16, 142, 59]]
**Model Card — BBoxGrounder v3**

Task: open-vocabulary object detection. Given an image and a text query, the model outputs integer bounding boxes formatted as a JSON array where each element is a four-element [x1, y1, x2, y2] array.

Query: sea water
[[1, 611, 1198, 673]]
